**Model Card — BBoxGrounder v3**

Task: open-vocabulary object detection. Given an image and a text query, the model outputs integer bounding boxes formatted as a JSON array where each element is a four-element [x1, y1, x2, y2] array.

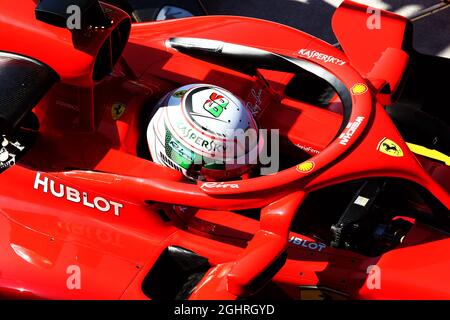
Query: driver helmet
[[147, 84, 261, 180]]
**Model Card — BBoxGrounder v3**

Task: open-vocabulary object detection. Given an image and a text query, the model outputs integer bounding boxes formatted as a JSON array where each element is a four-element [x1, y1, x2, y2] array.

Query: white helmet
[[147, 84, 260, 180]]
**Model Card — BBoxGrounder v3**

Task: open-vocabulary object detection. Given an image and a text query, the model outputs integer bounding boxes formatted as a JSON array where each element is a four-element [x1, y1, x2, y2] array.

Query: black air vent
[[92, 19, 131, 81], [142, 246, 210, 300], [0, 52, 58, 133]]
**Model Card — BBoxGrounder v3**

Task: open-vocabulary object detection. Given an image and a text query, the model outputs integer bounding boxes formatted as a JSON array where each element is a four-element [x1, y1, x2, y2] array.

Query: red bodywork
[[0, 0, 449, 299]]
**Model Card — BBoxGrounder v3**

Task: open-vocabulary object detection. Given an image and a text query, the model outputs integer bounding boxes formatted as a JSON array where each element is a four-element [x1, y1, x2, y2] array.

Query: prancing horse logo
[[377, 138, 403, 157]]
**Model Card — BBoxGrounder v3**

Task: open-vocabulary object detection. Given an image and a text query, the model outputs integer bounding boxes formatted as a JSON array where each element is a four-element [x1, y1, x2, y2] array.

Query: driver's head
[[147, 84, 260, 181]]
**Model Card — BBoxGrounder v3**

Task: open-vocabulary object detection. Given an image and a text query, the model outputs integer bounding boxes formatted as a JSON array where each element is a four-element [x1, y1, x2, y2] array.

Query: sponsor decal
[[173, 90, 187, 98], [58, 221, 124, 248], [298, 49, 347, 66], [338, 116, 365, 146], [351, 83, 368, 95], [159, 151, 184, 173], [183, 87, 231, 138], [111, 102, 126, 120], [177, 122, 225, 154], [297, 144, 321, 155], [203, 92, 229, 118], [377, 137, 403, 157], [297, 161, 315, 173], [289, 236, 326, 252], [0, 135, 24, 170], [33, 172, 123, 216], [166, 129, 195, 164], [200, 182, 239, 190]]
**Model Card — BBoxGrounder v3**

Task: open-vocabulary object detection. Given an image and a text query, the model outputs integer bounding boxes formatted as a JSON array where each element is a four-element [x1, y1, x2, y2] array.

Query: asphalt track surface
[[202, 0, 450, 58]]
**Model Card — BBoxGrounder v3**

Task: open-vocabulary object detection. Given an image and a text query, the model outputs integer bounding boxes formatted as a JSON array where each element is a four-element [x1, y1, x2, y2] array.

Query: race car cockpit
[[0, 0, 449, 300]]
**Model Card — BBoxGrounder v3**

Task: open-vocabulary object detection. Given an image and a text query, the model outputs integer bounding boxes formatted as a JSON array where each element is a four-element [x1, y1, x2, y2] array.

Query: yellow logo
[[377, 138, 403, 157], [297, 161, 315, 173], [111, 103, 126, 120], [351, 83, 368, 95]]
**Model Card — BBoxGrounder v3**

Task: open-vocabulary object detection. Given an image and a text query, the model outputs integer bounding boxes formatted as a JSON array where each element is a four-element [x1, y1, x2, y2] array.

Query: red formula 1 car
[[0, 0, 449, 300]]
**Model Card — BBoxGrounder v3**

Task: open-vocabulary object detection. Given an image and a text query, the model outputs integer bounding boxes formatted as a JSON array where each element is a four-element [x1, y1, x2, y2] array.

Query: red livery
[[0, 0, 449, 299]]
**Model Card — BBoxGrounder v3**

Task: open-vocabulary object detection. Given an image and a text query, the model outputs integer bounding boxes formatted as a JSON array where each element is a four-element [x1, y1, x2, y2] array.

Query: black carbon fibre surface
[[0, 52, 57, 133]]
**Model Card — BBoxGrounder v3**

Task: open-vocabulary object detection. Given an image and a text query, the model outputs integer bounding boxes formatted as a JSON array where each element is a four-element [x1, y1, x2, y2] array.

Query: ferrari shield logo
[[111, 103, 126, 120], [377, 138, 403, 157], [203, 92, 229, 118]]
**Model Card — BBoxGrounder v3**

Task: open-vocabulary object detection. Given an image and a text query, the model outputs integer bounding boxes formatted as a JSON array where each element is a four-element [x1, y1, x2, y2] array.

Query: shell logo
[[351, 83, 368, 95], [297, 161, 315, 173]]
